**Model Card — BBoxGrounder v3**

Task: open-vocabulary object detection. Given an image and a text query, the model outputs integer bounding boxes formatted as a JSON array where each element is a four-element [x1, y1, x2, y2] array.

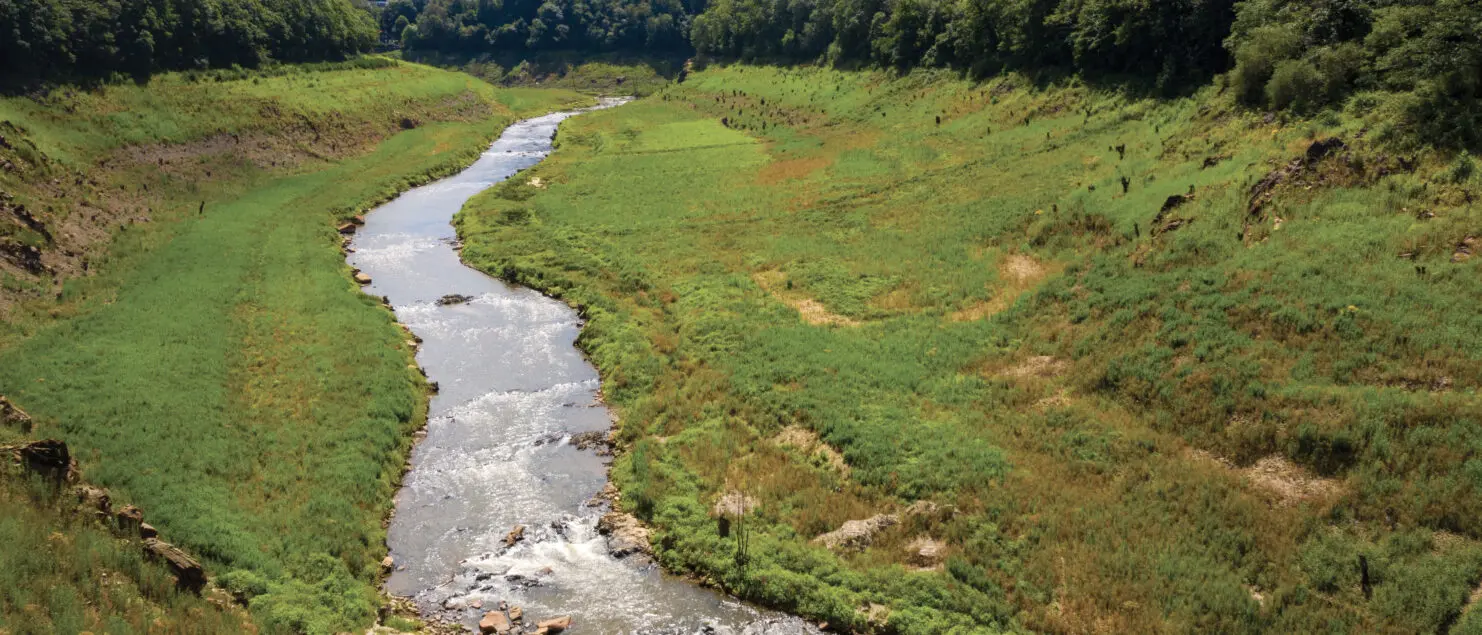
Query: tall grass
[[456, 65, 1482, 633], [0, 62, 588, 633]]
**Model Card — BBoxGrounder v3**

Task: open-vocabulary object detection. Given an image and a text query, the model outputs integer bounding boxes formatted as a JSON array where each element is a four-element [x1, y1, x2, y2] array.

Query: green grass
[[0, 61, 587, 633], [456, 64, 1482, 633], [0, 474, 250, 634]]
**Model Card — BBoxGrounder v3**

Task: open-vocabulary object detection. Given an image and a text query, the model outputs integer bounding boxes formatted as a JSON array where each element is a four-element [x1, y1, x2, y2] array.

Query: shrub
[[1267, 59, 1325, 113], [1229, 25, 1303, 105]]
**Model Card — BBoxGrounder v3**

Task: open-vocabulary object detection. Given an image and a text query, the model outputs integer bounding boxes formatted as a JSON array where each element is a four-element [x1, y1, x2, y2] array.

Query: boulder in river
[[479, 610, 511, 634], [536, 616, 572, 633], [503, 524, 525, 547], [569, 430, 611, 453], [597, 511, 651, 558], [437, 294, 473, 306]]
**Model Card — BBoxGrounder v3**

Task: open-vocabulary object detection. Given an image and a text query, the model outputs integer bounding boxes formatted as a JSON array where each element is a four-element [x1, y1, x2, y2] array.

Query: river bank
[[0, 62, 590, 633], [355, 103, 817, 634]]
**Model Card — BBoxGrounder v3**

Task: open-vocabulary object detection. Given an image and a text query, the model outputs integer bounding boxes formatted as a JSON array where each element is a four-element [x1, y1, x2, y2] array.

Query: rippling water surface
[[349, 102, 814, 634]]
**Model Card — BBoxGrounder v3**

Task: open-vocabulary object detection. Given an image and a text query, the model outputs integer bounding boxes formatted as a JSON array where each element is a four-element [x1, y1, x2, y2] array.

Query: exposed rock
[[1305, 137, 1345, 164], [0, 396, 33, 431], [479, 610, 511, 634], [597, 511, 651, 558], [536, 616, 572, 633], [381, 555, 395, 572], [903, 500, 955, 524], [0, 240, 45, 274], [116, 505, 144, 534], [504, 524, 526, 547], [1453, 236, 1476, 263], [814, 514, 899, 552], [354, 271, 372, 285], [144, 538, 206, 593], [437, 294, 473, 306], [509, 606, 523, 621], [586, 482, 619, 507], [858, 603, 891, 629], [337, 222, 357, 234], [19, 439, 74, 482], [400, 117, 420, 130], [139, 522, 159, 539], [569, 430, 612, 455], [76, 485, 111, 516], [1159, 194, 1191, 215], [904, 536, 946, 568], [712, 491, 758, 518], [1248, 138, 1345, 220]]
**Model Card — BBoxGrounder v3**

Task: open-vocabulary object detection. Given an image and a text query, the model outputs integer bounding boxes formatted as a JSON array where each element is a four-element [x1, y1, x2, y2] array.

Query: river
[[347, 101, 815, 634]]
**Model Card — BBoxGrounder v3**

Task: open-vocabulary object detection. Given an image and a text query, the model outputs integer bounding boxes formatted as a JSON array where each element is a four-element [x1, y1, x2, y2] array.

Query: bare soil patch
[[752, 270, 860, 327], [774, 425, 850, 476], [949, 253, 1052, 322]]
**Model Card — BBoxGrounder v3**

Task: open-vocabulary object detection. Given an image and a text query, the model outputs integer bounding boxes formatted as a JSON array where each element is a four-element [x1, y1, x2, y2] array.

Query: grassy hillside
[[0, 471, 253, 634], [456, 65, 1482, 633], [0, 60, 586, 633]]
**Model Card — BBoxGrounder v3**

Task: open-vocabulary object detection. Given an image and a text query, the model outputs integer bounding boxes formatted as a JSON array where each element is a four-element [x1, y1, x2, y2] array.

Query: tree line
[[2, 0, 1476, 143], [0, 0, 378, 85], [383, 0, 1481, 148], [380, 0, 696, 55]]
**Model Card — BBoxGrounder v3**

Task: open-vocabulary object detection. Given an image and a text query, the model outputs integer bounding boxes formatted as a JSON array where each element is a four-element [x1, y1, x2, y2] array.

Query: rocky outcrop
[[712, 491, 758, 518], [814, 514, 899, 552], [18, 439, 74, 482], [76, 485, 111, 518], [597, 511, 651, 558], [0, 396, 33, 431], [904, 536, 946, 568], [144, 538, 206, 593], [115, 504, 144, 534]]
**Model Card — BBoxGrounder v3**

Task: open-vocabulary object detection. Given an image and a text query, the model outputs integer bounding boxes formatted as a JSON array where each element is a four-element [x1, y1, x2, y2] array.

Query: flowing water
[[349, 102, 814, 634]]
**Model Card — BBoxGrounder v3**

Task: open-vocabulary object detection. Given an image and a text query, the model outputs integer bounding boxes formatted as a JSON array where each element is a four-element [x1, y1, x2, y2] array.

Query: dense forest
[[3, 0, 1477, 147], [691, 0, 1482, 146], [384, 0, 694, 54], [380, 0, 1482, 149], [0, 0, 378, 84]]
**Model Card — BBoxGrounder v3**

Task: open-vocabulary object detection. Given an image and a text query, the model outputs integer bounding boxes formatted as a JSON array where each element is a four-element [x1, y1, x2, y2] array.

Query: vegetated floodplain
[[457, 64, 1482, 634], [0, 60, 587, 633]]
